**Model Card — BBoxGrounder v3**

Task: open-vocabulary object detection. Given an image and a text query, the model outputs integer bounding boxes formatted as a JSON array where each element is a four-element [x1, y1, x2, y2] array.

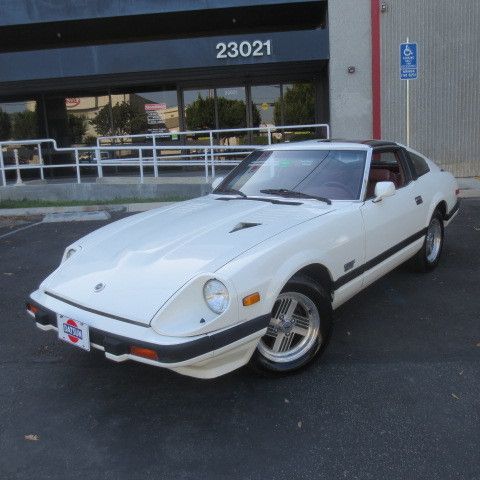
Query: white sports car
[[27, 140, 459, 379]]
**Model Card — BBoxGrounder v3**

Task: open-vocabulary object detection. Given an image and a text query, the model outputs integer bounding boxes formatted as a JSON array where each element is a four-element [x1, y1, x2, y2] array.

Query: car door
[[403, 148, 432, 222], [360, 147, 425, 288]]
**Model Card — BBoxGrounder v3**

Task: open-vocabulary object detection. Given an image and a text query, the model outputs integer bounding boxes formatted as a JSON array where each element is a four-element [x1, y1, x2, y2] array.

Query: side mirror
[[373, 181, 396, 203], [211, 176, 225, 190]]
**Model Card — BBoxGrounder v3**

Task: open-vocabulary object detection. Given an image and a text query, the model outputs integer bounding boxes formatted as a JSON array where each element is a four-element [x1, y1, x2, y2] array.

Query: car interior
[[301, 152, 366, 200], [366, 150, 407, 198]]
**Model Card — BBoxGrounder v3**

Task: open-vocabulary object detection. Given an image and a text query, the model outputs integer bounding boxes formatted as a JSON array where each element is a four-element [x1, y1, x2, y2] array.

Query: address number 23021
[[216, 40, 272, 59]]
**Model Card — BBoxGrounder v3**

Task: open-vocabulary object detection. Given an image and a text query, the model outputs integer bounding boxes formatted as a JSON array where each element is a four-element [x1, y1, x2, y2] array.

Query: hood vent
[[229, 222, 261, 233]]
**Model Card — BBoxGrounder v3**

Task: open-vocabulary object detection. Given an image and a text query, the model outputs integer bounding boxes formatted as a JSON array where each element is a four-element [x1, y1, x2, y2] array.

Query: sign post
[[400, 38, 418, 146]]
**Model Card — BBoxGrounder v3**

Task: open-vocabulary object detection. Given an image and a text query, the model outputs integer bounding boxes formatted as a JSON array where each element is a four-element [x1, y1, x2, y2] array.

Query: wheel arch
[[427, 193, 448, 226], [436, 200, 447, 219], [287, 263, 334, 300]]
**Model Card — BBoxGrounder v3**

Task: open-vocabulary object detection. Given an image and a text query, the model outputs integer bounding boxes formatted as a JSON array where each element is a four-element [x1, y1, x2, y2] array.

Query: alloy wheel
[[258, 292, 321, 363]]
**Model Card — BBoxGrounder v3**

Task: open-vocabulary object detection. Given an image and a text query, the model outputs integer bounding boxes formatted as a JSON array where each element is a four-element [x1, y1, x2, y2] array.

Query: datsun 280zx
[[27, 140, 459, 378]]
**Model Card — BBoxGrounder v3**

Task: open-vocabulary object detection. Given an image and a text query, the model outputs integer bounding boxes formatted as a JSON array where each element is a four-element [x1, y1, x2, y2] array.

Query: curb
[[459, 190, 480, 198], [0, 201, 173, 217], [0, 192, 478, 219]]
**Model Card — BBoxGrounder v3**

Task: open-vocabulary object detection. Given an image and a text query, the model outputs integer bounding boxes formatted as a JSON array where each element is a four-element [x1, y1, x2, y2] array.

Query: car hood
[[41, 195, 334, 324]]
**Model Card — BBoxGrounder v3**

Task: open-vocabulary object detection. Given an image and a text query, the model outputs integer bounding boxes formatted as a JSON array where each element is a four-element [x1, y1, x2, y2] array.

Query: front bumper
[[26, 295, 269, 379]]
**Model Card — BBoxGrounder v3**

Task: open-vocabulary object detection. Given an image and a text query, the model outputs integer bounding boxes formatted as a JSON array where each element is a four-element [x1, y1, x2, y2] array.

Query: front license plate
[[57, 314, 90, 351]]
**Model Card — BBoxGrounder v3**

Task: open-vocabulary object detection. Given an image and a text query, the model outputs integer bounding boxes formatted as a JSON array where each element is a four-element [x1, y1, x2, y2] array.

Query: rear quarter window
[[409, 152, 430, 178]]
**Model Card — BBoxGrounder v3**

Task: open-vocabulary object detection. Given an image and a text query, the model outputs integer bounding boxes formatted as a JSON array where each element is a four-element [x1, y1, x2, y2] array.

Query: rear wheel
[[410, 208, 444, 272], [251, 275, 332, 374]]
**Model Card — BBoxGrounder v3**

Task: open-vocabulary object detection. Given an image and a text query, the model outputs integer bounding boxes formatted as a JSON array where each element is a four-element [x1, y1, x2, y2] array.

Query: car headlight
[[203, 279, 229, 314]]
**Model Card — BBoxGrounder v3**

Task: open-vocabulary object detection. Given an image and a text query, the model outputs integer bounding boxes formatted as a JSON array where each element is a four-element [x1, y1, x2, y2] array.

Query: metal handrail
[[0, 123, 330, 187], [96, 123, 330, 145], [0, 141, 258, 186]]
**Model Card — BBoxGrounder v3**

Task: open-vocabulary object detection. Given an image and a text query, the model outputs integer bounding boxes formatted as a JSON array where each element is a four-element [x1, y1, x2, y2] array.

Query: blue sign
[[400, 42, 418, 80]]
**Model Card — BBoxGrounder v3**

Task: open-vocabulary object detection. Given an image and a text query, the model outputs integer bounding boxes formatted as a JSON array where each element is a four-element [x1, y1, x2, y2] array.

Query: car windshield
[[214, 149, 367, 201]]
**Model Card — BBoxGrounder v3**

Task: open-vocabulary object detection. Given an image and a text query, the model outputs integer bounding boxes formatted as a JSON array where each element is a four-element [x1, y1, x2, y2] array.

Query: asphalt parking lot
[[0, 200, 479, 480]]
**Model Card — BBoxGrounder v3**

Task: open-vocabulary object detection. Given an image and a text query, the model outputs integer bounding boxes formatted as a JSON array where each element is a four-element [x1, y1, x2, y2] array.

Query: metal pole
[[209, 131, 214, 178], [14, 149, 23, 186], [204, 149, 208, 183], [139, 148, 144, 184], [211, 148, 216, 179], [74, 149, 81, 184], [152, 136, 158, 178], [406, 79, 410, 147], [37, 143, 44, 180], [0, 146, 6, 187], [267, 127, 272, 145], [406, 36, 410, 147], [95, 147, 103, 178]]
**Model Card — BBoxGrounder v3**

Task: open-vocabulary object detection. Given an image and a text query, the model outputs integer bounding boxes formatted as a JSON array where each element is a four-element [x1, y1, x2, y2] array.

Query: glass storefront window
[[215, 86, 247, 130], [184, 89, 215, 131], [65, 94, 111, 144], [251, 85, 281, 128], [0, 81, 320, 147], [280, 82, 315, 125], [0, 100, 39, 168], [65, 90, 182, 146], [0, 100, 38, 141], [215, 86, 248, 144], [130, 90, 179, 135], [275, 82, 316, 143], [183, 89, 215, 144]]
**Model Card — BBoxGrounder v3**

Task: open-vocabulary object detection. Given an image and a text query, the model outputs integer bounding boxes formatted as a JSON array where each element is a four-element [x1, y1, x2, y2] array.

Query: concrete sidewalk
[[457, 177, 480, 197]]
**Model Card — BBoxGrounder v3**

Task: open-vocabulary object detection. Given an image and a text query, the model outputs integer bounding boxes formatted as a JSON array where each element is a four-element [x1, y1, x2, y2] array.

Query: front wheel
[[250, 275, 332, 375], [410, 208, 444, 272]]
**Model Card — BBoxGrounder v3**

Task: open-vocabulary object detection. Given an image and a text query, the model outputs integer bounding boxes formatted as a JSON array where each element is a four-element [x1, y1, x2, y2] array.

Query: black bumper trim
[[26, 298, 270, 364]]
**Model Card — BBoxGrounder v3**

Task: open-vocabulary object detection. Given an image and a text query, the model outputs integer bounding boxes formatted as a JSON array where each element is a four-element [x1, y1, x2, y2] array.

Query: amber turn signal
[[26, 303, 40, 315], [242, 292, 261, 306], [130, 346, 159, 361]]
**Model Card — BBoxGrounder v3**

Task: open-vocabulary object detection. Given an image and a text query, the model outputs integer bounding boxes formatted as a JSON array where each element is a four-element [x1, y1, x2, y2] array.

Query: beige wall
[[328, 0, 373, 139]]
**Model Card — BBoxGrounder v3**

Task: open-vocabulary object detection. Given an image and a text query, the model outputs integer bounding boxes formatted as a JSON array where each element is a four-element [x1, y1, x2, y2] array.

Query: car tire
[[250, 275, 332, 375], [409, 208, 444, 272]]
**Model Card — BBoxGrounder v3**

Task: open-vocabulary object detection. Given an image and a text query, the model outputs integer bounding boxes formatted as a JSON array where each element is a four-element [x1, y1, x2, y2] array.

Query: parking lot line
[[0, 221, 42, 240]]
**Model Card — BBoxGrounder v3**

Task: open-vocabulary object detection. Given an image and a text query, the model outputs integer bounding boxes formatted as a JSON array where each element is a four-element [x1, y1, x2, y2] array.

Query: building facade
[[0, 0, 478, 175]]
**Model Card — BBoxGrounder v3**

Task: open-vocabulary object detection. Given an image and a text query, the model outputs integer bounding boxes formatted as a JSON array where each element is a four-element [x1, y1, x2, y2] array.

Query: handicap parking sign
[[400, 42, 418, 80]]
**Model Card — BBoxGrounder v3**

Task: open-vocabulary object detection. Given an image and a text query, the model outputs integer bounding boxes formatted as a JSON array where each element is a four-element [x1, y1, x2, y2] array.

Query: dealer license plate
[[57, 314, 90, 351]]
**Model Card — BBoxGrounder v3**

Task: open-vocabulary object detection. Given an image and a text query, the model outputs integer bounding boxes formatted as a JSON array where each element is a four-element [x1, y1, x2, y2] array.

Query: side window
[[366, 149, 408, 199], [408, 152, 430, 178]]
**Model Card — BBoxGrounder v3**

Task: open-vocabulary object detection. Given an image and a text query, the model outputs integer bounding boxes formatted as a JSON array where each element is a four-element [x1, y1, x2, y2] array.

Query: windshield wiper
[[216, 188, 247, 198], [260, 189, 331, 205]]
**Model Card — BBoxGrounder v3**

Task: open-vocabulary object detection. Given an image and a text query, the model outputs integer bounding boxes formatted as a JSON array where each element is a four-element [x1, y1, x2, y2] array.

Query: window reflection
[[216, 86, 249, 145], [0, 100, 38, 167], [131, 90, 179, 134], [65, 94, 110, 144], [251, 85, 281, 127], [281, 83, 315, 125], [274, 82, 316, 143], [184, 89, 215, 132], [0, 100, 37, 141], [1, 81, 320, 146]]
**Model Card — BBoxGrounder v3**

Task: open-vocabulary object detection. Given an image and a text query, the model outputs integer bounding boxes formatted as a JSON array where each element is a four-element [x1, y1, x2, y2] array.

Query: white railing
[[0, 123, 330, 187], [96, 123, 330, 148], [0, 140, 256, 186]]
